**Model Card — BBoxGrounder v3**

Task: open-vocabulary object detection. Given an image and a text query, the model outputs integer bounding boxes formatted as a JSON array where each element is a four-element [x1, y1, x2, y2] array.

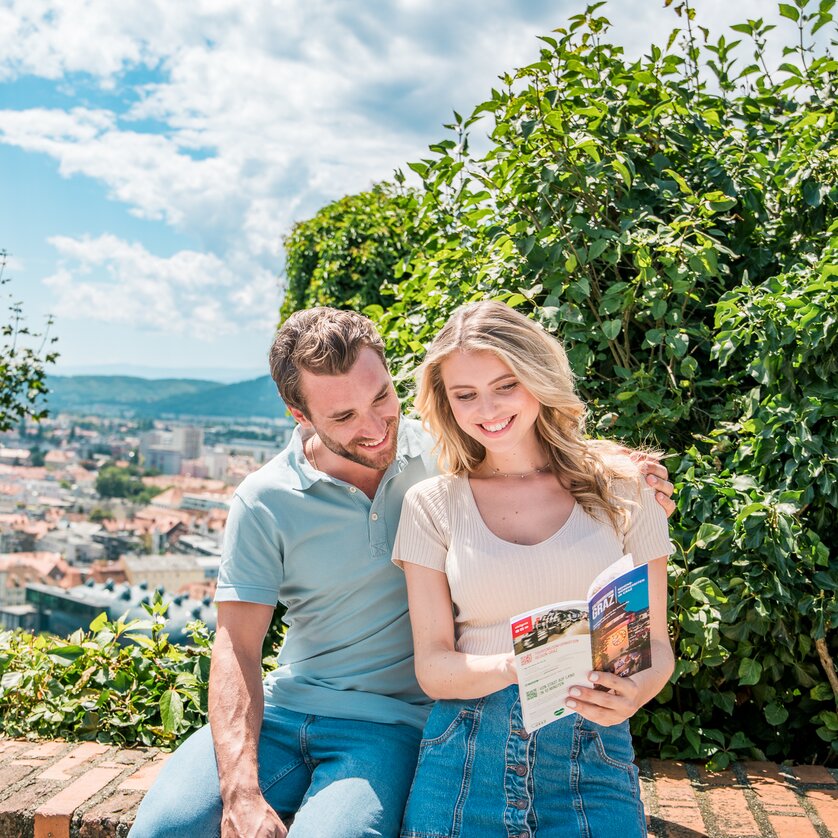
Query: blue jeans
[[401, 685, 645, 838], [129, 704, 422, 838]]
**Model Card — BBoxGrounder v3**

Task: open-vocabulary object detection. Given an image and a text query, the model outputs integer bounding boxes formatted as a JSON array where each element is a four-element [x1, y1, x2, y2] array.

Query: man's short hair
[[269, 307, 387, 414]]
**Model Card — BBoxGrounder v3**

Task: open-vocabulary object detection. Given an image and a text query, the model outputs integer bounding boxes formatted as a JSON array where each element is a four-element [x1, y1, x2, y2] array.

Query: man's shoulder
[[234, 440, 304, 505]]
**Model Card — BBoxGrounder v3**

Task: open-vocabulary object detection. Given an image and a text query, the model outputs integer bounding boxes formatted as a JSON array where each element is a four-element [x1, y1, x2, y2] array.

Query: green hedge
[[282, 1, 837, 766], [0, 598, 213, 749]]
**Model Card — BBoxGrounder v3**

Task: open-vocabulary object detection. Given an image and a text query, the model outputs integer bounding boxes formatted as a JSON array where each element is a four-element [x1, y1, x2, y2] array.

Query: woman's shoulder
[[589, 440, 646, 492], [403, 472, 461, 506]]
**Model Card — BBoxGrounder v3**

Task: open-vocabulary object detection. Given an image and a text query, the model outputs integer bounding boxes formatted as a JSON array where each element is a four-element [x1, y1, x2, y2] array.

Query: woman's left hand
[[565, 671, 642, 726]]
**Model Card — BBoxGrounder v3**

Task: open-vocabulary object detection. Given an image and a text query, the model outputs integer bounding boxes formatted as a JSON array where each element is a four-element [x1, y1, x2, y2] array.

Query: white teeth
[[482, 417, 512, 433], [359, 432, 386, 447]]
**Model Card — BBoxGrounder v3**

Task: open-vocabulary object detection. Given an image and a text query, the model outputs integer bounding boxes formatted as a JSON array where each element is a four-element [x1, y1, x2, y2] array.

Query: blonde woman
[[392, 301, 674, 837]]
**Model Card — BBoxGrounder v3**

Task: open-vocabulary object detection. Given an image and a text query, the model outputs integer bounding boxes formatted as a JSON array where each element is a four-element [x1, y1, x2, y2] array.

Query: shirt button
[[370, 512, 379, 521], [515, 765, 527, 777], [514, 729, 530, 740], [349, 487, 357, 493], [513, 799, 528, 810]]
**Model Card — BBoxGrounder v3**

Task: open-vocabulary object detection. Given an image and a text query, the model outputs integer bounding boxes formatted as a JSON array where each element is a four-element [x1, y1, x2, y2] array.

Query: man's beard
[[316, 416, 400, 472]]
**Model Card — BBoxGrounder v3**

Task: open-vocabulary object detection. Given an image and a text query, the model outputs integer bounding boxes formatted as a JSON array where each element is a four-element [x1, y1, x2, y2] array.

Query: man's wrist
[[220, 780, 264, 806]]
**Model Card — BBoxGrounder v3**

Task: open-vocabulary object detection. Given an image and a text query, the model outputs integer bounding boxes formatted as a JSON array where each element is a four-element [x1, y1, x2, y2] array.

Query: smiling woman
[[393, 301, 674, 836]]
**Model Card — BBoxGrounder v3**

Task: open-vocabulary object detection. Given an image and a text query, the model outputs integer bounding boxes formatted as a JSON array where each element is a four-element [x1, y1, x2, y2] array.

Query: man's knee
[[128, 725, 222, 838]]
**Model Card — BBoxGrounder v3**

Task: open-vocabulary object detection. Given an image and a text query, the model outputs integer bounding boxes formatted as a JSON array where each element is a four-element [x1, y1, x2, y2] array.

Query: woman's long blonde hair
[[415, 301, 639, 532]]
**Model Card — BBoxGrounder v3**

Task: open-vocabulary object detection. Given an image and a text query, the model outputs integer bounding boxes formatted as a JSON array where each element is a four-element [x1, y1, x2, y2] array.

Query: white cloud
[[42, 234, 274, 340]]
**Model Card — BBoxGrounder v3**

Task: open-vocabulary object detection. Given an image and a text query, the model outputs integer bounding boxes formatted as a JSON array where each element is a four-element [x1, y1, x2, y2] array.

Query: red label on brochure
[[511, 616, 533, 637]]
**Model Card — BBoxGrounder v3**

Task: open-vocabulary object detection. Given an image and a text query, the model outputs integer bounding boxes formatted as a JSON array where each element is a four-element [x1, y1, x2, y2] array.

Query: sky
[[0, 1, 803, 381]]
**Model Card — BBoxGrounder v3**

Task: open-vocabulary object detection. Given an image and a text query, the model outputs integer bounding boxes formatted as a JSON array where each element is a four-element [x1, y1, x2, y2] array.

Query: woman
[[392, 301, 674, 837]]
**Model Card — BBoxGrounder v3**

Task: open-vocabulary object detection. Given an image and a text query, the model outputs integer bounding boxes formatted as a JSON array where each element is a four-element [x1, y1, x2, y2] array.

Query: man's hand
[[221, 792, 287, 838], [631, 454, 675, 518]]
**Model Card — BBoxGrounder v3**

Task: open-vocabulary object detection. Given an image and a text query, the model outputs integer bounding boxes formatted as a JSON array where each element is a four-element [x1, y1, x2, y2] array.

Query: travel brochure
[[510, 554, 652, 733]]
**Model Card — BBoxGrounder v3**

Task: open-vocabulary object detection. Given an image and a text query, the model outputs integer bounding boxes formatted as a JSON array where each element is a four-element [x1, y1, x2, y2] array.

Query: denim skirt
[[400, 685, 645, 838]]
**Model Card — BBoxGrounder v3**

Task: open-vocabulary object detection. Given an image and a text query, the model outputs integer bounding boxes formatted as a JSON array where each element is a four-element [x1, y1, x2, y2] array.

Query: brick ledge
[[0, 737, 835, 837]]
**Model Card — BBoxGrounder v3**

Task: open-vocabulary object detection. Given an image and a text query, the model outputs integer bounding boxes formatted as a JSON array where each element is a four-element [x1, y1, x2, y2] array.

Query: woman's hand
[[565, 670, 643, 726]]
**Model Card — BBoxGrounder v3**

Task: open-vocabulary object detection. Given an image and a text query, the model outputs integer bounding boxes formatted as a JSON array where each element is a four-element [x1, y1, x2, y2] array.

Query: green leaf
[[160, 689, 184, 733], [779, 3, 800, 21], [705, 196, 737, 213], [694, 523, 725, 548], [738, 658, 763, 686], [611, 159, 632, 188], [663, 168, 692, 195], [811, 683, 835, 701], [765, 702, 789, 726], [45, 644, 86, 661], [802, 181, 823, 208], [406, 161, 428, 178], [602, 319, 622, 340], [125, 634, 158, 650], [89, 612, 110, 633], [589, 238, 609, 261], [645, 328, 664, 346]]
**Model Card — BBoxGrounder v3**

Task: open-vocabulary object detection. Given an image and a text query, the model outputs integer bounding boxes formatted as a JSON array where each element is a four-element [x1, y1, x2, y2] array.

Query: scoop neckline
[[461, 473, 579, 548]]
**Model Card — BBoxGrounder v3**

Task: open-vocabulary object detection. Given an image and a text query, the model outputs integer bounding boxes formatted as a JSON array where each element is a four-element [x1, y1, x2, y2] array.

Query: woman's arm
[[404, 563, 517, 700], [565, 554, 674, 725]]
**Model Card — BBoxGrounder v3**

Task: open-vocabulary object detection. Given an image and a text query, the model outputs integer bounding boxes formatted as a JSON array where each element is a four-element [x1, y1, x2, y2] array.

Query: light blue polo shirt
[[215, 418, 438, 730]]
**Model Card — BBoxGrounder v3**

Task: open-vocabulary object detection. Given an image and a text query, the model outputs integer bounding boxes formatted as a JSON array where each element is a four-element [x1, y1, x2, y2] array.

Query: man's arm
[[210, 600, 287, 838]]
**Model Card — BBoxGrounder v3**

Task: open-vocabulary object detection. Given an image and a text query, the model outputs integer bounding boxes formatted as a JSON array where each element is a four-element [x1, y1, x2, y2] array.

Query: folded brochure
[[510, 553, 651, 732]]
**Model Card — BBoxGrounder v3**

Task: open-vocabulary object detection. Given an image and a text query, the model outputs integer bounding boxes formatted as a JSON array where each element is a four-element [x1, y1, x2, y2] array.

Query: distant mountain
[[137, 376, 286, 419], [53, 364, 266, 383], [47, 376, 222, 412], [43, 375, 286, 420]]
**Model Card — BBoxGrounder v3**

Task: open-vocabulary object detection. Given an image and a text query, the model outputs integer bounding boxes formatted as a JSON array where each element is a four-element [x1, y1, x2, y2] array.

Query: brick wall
[[0, 737, 835, 837], [0, 738, 168, 838]]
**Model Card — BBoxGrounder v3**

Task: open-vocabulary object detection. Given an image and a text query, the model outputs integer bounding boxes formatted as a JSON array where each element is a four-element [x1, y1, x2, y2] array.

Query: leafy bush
[[0, 598, 213, 749], [281, 183, 424, 321], [281, 1, 837, 765], [0, 249, 59, 430]]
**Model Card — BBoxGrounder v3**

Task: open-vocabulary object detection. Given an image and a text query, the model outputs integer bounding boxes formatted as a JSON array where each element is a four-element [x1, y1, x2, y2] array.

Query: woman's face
[[439, 350, 541, 455]]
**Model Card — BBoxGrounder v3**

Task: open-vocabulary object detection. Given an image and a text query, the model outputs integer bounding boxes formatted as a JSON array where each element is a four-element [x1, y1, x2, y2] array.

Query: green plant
[[0, 250, 59, 431], [0, 596, 213, 749], [280, 183, 424, 322]]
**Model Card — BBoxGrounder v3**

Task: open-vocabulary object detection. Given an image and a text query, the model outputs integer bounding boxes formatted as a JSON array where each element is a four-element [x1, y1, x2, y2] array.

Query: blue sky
[[0, 1, 798, 381]]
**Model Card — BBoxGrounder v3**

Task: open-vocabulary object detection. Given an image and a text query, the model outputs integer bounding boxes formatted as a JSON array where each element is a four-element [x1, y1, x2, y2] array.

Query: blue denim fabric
[[401, 685, 645, 838], [129, 703, 421, 838]]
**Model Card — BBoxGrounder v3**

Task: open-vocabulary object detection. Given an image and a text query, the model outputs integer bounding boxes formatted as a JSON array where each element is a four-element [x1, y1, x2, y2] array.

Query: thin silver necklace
[[487, 463, 551, 479], [308, 436, 320, 472]]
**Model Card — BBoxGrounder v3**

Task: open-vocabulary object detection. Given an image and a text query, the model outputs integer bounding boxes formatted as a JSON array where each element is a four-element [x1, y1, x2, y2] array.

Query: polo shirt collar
[[286, 417, 427, 492]]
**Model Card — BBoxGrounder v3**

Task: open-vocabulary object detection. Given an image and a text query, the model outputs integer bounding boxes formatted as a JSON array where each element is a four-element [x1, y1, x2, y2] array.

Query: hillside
[[46, 376, 221, 413], [138, 376, 285, 419], [43, 375, 285, 420]]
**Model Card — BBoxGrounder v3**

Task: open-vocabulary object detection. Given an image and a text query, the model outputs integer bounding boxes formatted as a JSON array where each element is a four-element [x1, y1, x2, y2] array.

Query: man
[[130, 307, 675, 838]]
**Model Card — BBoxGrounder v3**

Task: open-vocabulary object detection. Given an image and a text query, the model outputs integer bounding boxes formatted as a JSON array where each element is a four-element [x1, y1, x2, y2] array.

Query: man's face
[[294, 347, 400, 472]]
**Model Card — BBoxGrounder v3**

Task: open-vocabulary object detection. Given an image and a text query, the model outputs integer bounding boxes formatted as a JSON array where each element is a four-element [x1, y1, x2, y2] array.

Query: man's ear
[[287, 405, 311, 429]]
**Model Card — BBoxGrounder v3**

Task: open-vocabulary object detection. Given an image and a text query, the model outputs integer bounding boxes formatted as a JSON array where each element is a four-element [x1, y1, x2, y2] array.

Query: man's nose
[[361, 412, 388, 439]]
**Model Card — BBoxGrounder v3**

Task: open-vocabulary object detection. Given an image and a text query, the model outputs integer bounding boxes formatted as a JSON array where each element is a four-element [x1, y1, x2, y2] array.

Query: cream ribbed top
[[393, 474, 673, 656]]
